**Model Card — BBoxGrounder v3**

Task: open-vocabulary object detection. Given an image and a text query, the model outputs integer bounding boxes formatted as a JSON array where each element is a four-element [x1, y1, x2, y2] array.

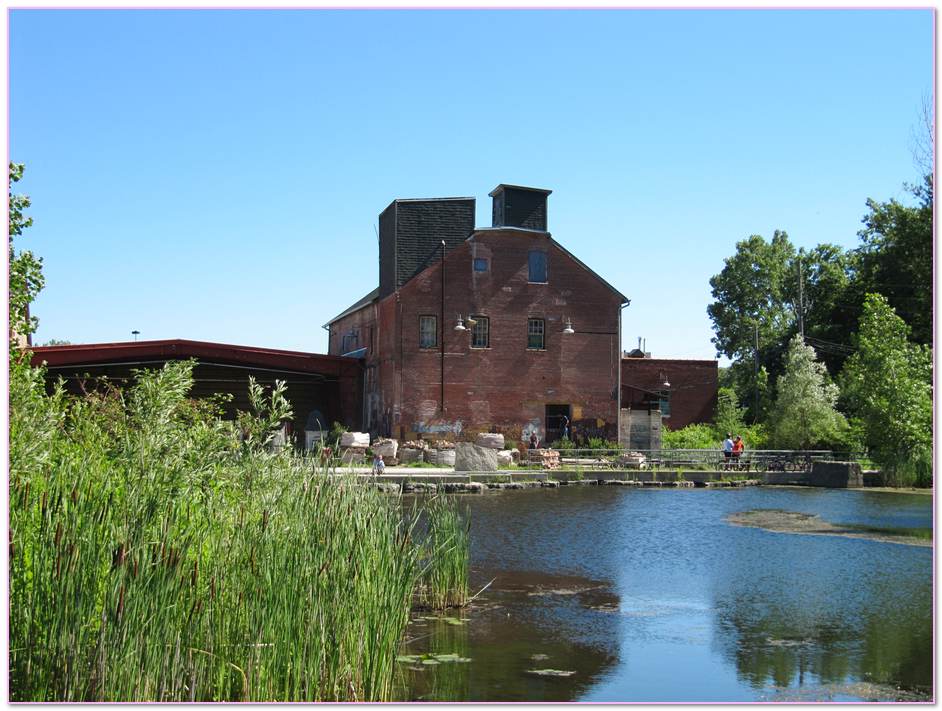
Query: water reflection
[[397, 487, 931, 701], [395, 569, 619, 701], [711, 493, 932, 699]]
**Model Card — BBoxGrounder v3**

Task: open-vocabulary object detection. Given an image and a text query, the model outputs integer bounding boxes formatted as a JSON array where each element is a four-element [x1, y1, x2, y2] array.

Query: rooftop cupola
[[489, 184, 552, 231]]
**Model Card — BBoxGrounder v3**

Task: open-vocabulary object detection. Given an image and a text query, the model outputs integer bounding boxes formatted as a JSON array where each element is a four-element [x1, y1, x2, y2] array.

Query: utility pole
[[797, 250, 804, 339], [753, 321, 760, 423]]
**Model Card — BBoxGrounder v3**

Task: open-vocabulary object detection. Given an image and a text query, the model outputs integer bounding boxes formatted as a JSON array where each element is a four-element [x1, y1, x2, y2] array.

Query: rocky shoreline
[[371, 477, 763, 494]]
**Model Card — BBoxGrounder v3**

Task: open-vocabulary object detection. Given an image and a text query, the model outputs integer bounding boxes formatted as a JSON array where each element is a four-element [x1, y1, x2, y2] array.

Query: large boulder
[[340, 431, 370, 448], [475, 433, 505, 450], [340, 447, 367, 465], [425, 449, 456, 467], [455, 442, 499, 472], [617, 452, 647, 469], [372, 438, 398, 458], [398, 447, 425, 464], [496, 450, 514, 466]]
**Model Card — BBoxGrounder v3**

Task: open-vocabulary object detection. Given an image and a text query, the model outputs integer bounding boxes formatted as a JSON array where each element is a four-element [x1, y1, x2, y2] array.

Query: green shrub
[[585, 436, 619, 450], [662, 424, 719, 450]]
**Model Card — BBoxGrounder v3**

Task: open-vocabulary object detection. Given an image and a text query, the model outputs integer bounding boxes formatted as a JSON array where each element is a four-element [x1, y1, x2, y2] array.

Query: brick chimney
[[489, 184, 552, 231]]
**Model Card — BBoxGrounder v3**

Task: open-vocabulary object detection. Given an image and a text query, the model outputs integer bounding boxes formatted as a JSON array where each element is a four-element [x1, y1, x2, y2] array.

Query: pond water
[[395, 486, 933, 702]]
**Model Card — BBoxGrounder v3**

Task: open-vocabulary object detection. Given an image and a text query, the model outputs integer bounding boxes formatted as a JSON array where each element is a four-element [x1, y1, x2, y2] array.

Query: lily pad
[[431, 653, 472, 663], [530, 653, 550, 661], [526, 669, 576, 678], [442, 617, 466, 626], [397, 652, 472, 665]]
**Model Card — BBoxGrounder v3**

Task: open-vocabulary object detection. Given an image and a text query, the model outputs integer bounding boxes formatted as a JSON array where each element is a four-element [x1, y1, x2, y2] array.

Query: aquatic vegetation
[[8, 358, 469, 702], [417, 496, 471, 610], [525, 669, 577, 678]]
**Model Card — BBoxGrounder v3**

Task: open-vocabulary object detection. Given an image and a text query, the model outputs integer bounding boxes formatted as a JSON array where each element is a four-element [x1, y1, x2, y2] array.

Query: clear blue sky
[[10, 9, 933, 361]]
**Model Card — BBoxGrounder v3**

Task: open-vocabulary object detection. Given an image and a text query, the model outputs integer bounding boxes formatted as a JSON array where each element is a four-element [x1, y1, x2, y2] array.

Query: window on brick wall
[[527, 318, 545, 350], [658, 392, 671, 418], [528, 250, 548, 283], [473, 257, 489, 272], [419, 315, 437, 349], [470, 316, 489, 348]]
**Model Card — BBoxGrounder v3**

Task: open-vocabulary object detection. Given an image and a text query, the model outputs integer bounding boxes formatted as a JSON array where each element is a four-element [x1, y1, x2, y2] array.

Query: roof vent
[[489, 184, 552, 231]]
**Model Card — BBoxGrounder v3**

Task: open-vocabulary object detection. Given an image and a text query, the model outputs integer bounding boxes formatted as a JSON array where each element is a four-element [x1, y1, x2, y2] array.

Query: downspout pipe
[[440, 239, 446, 414], [617, 299, 631, 443]]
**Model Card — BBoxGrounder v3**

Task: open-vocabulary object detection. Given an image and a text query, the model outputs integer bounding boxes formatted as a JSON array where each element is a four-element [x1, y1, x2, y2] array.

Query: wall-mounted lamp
[[658, 370, 671, 389], [562, 318, 574, 335], [465, 315, 477, 327], [454, 315, 467, 331]]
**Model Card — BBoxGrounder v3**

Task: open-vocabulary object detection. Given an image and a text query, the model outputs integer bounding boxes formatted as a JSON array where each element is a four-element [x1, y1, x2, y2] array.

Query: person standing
[[732, 435, 744, 469], [723, 433, 734, 470], [561, 415, 571, 441], [529, 430, 540, 450]]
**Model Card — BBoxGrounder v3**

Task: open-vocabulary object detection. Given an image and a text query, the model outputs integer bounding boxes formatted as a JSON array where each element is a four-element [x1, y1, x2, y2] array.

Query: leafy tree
[[852, 176, 933, 346], [41, 339, 71, 346], [769, 334, 847, 449], [714, 386, 747, 438], [797, 243, 858, 374], [9, 162, 44, 348], [839, 294, 932, 487], [707, 231, 794, 422], [707, 230, 797, 364]]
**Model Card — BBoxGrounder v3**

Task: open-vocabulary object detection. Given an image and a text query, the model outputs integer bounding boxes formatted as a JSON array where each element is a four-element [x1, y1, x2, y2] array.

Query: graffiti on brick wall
[[571, 418, 618, 444], [413, 420, 463, 435], [521, 418, 542, 441]]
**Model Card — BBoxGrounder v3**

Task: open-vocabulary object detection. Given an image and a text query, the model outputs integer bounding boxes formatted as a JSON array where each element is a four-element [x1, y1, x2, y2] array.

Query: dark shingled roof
[[379, 198, 475, 298]]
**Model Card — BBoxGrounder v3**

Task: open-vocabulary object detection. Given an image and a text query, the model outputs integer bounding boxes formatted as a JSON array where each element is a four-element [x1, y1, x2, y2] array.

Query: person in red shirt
[[732, 435, 744, 468]]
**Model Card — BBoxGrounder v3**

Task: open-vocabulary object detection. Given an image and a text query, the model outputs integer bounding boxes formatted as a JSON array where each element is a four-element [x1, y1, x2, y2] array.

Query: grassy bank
[[9, 357, 468, 702]]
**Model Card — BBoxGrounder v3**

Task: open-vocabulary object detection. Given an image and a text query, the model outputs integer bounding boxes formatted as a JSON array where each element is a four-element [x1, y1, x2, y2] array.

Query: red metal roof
[[30, 339, 362, 377]]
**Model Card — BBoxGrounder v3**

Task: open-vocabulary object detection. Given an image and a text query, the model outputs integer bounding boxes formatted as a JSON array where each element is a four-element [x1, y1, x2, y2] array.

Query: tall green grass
[[417, 496, 471, 611], [9, 357, 466, 701]]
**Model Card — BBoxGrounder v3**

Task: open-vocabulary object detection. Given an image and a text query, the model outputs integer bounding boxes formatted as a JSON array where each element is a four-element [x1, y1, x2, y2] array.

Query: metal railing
[[524, 448, 867, 472]]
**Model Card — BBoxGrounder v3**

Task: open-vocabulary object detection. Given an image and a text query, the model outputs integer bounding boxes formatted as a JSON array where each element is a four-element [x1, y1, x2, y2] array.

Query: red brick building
[[620, 353, 718, 430], [326, 185, 630, 445]]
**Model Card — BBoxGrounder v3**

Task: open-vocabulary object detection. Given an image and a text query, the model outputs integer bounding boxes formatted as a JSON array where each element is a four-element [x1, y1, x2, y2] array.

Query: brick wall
[[389, 228, 623, 445], [621, 357, 718, 429]]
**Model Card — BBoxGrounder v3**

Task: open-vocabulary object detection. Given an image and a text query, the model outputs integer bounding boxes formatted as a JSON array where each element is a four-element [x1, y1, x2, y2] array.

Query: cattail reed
[[9, 359, 454, 702]]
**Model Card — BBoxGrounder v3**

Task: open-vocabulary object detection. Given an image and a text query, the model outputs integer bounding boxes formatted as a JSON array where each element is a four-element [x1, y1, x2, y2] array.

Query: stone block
[[425, 449, 456, 467], [454, 442, 498, 472], [399, 448, 424, 464], [476, 433, 505, 450], [340, 431, 370, 448], [496, 450, 514, 466], [809, 461, 864, 488], [372, 439, 398, 458], [340, 446, 367, 464]]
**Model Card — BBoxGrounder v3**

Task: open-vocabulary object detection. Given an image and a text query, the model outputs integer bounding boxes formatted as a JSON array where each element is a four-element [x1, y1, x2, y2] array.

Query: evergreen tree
[[769, 334, 847, 449]]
